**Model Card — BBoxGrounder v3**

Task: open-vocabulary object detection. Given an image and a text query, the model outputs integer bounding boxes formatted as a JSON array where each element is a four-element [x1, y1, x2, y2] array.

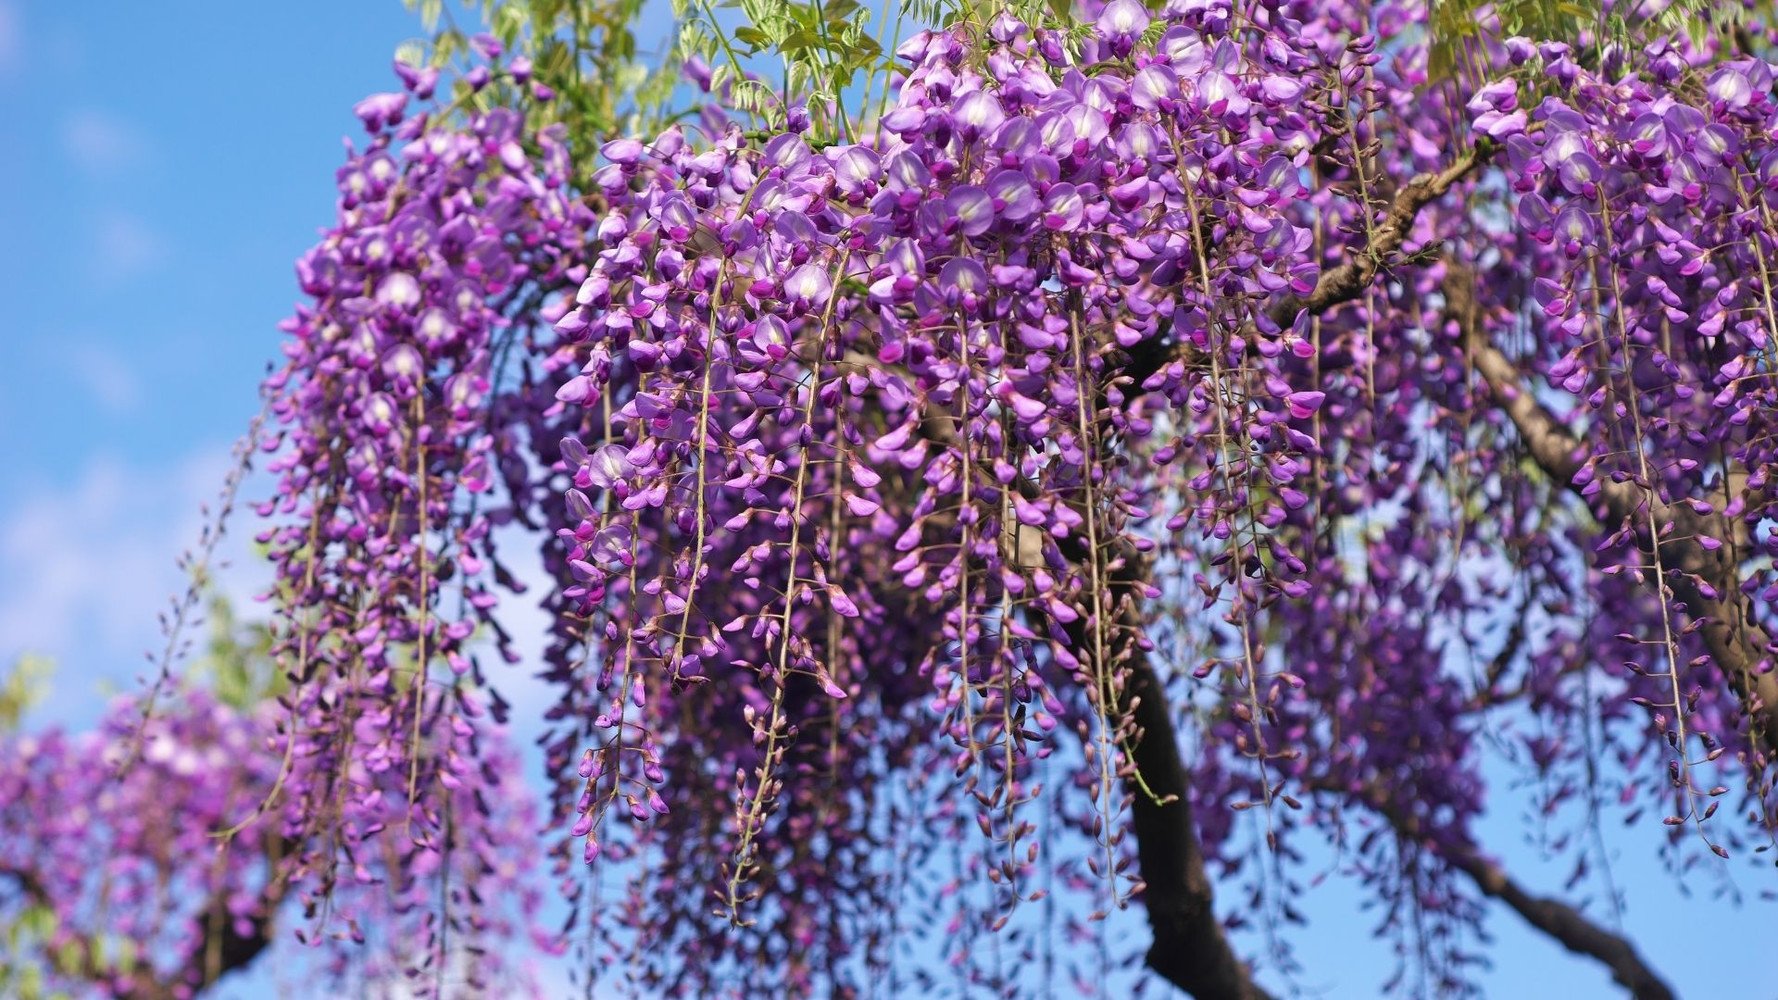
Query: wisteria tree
[[7, 0, 1778, 996]]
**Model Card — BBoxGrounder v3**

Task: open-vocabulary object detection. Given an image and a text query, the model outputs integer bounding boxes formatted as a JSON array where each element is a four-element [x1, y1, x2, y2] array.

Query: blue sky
[[0, 2, 1772, 997], [0, 2, 435, 718]]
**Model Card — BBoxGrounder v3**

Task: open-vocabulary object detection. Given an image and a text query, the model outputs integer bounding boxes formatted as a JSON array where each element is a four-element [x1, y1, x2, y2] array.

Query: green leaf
[[781, 27, 823, 52], [393, 39, 428, 68], [17, 964, 43, 1000], [19, 905, 56, 940], [493, 4, 528, 46], [734, 25, 773, 50], [0, 654, 51, 733], [53, 941, 81, 977]]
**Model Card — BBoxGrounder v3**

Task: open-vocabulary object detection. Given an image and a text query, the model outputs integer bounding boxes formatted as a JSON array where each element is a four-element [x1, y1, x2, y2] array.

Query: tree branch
[[1269, 149, 1487, 325], [1447, 265, 1778, 762], [1091, 144, 1486, 996], [2, 837, 287, 1000], [860, 348, 1274, 995], [862, 144, 1533, 995], [1446, 849, 1675, 1000], [1338, 781, 1678, 1000], [1124, 145, 1489, 390], [1066, 540, 1276, 1000], [1106, 138, 1718, 996]]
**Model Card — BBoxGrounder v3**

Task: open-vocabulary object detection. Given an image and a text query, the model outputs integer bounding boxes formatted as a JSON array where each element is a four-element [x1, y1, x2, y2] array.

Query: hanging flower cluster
[[0, 689, 550, 998], [1462, 40, 1778, 854], [533, 2, 1778, 992], [534, 0, 1500, 990], [248, 44, 592, 985], [68, 1, 1778, 996]]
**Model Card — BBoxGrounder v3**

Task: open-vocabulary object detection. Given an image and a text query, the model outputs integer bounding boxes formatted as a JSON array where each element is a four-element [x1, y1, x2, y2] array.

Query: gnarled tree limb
[[1124, 145, 1489, 390], [1019, 148, 1486, 995], [1447, 264, 1778, 762], [1096, 146, 1488, 995], [1268, 148, 1487, 324], [1337, 781, 1678, 1000], [2, 837, 287, 1000], [1063, 538, 1276, 1000]]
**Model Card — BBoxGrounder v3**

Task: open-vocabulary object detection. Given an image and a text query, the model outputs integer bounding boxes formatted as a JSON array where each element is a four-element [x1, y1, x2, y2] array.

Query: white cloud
[[61, 109, 146, 174], [0, 2, 19, 77], [68, 343, 142, 413], [0, 447, 269, 726], [93, 212, 166, 278]]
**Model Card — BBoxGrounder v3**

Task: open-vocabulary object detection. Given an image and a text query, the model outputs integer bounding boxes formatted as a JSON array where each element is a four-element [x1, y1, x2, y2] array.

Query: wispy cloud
[[0, 2, 19, 77], [93, 212, 167, 279], [67, 343, 143, 413], [61, 110, 147, 175], [0, 448, 267, 724]]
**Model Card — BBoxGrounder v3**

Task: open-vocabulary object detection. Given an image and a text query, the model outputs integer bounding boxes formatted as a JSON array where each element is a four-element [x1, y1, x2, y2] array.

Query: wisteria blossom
[[8, 1, 1778, 998]]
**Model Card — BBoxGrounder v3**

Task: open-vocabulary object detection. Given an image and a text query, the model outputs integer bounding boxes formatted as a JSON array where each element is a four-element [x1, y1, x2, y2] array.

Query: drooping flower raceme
[[245, 52, 590, 994], [529, 6, 1778, 992], [0, 689, 550, 998], [79, 5, 1778, 996]]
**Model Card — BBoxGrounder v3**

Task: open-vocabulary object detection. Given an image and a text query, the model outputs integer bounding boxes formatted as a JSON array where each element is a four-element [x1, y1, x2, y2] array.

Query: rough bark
[[1342, 782, 1678, 1000], [1123, 147, 1487, 391], [1107, 139, 1732, 996], [1447, 265, 1778, 762], [872, 138, 1718, 997], [1065, 541, 1277, 1000], [2, 838, 287, 1000], [1100, 145, 1489, 998], [1445, 849, 1676, 1000]]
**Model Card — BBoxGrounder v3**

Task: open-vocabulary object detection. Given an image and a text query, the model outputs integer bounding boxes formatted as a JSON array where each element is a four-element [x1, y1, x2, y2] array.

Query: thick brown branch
[[1066, 542, 1276, 1000], [1090, 145, 1486, 996], [1449, 267, 1778, 762], [3, 839, 286, 1000], [1125, 145, 1489, 389], [1447, 850, 1675, 1000], [1269, 148, 1486, 325], [1342, 783, 1677, 1000], [866, 351, 1272, 994]]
